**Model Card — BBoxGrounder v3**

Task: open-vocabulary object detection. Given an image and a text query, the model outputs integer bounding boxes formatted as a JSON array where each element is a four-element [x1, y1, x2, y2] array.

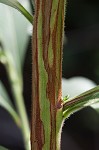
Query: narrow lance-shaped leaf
[[63, 85, 99, 119], [0, 146, 9, 150], [0, 82, 21, 127], [0, 0, 33, 24], [0, 4, 30, 150], [0, 2, 31, 80]]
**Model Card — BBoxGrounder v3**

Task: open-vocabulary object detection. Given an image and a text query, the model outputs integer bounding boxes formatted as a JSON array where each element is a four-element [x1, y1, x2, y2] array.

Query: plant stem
[[12, 83, 30, 150], [31, 0, 66, 150], [7, 69, 30, 150]]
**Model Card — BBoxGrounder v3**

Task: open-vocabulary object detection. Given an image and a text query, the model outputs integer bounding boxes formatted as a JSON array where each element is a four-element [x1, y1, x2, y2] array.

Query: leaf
[[11, 3, 33, 67], [0, 3, 30, 149], [91, 102, 99, 112], [0, 4, 22, 78], [0, 3, 31, 82], [0, 82, 21, 127], [0, 0, 33, 24], [63, 85, 99, 119], [0, 146, 9, 150]]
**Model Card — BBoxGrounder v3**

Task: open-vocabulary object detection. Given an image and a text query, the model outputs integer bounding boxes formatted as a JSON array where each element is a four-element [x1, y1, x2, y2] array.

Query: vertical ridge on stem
[[31, 0, 66, 149]]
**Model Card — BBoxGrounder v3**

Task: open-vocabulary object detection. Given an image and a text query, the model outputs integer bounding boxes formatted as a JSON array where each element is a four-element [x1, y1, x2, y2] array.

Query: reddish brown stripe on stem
[[32, 0, 64, 149], [41, 0, 63, 149], [41, 1, 57, 148], [31, 0, 45, 149], [42, 0, 52, 66]]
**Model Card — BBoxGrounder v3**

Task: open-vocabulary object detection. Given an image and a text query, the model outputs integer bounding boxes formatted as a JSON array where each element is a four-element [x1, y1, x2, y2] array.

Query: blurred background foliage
[[63, 0, 99, 84], [0, 0, 99, 150], [62, 0, 99, 150]]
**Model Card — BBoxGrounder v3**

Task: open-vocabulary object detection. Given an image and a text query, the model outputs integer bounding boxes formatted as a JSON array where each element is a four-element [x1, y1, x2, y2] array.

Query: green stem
[[12, 83, 30, 150], [6, 66, 30, 150], [1, 35, 30, 150], [31, 0, 66, 150]]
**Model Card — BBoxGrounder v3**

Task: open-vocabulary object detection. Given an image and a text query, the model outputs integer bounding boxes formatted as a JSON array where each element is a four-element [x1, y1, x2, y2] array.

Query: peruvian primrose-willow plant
[[0, 0, 99, 150]]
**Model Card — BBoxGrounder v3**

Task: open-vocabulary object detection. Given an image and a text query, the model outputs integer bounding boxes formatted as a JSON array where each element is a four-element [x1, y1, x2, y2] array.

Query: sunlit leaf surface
[[0, 0, 33, 23], [63, 85, 99, 119]]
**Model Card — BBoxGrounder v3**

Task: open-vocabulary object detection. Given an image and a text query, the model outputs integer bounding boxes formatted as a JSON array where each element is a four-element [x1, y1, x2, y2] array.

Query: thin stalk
[[17, 2, 33, 24], [31, 0, 66, 150], [12, 84, 30, 150], [1, 55, 30, 150], [5, 66, 30, 149]]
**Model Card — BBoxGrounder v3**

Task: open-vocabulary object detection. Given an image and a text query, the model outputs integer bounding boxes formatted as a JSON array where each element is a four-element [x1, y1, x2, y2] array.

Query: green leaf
[[63, 95, 69, 102], [0, 4, 22, 77], [63, 85, 99, 119], [0, 81, 21, 127], [12, 7, 32, 67], [0, 5, 30, 149], [0, 146, 9, 150], [0, 3, 31, 83], [0, 0, 33, 24], [0, 3, 30, 150]]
